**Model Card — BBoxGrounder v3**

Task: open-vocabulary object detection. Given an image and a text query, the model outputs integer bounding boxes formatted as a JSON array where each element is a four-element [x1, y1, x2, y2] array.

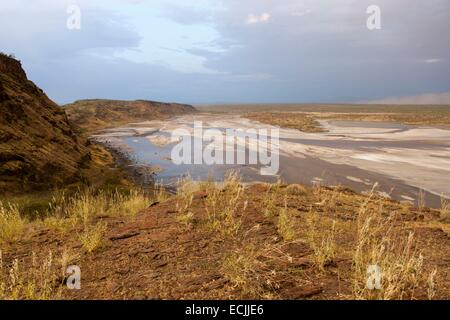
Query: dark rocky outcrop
[[0, 53, 89, 192]]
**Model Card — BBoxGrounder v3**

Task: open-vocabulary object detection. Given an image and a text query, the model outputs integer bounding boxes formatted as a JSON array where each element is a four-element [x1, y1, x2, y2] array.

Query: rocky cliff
[[0, 54, 89, 192]]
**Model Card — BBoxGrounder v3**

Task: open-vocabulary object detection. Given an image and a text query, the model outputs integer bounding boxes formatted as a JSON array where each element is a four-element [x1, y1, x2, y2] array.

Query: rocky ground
[[1, 179, 448, 300]]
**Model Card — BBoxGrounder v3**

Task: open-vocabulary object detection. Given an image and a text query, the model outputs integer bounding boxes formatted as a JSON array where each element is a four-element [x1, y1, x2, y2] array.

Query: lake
[[92, 114, 450, 208]]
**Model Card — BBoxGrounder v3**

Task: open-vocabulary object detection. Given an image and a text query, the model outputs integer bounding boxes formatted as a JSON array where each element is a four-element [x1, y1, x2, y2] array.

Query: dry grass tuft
[[154, 182, 169, 203], [109, 189, 149, 220], [351, 190, 428, 300], [0, 202, 26, 244], [0, 250, 62, 300], [42, 216, 76, 235], [175, 176, 196, 228], [59, 247, 80, 276], [426, 268, 438, 300], [221, 244, 274, 298], [42, 188, 149, 234], [305, 212, 337, 271], [204, 171, 246, 237], [277, 200, 296, 241], [440, 195, 450, 222], [79, 222, 107, 254], [286, 184, 307, 196], [418, 189, 426, 212], [262, 182, 281, 218]]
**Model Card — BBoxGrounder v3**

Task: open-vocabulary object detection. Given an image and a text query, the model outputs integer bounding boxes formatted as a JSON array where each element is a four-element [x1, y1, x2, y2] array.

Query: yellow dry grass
[[0, 202, 26, 244]]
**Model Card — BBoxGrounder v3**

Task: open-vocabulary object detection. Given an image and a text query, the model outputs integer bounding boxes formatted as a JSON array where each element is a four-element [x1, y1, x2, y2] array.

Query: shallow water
[[93, 114, 450, 208], [122, 135, 266, 185]]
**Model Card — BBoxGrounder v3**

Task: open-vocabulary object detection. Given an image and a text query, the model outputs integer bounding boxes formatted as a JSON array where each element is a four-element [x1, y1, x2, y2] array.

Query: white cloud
[[246, 13, 270, 24], [2, 0, 450, 104]]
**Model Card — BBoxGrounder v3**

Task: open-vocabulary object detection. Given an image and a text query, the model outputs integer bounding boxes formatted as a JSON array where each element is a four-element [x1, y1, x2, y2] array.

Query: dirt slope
[[2, 183, 448, 300], [0, 54, 90, 192], [65, 99, 197, 132]]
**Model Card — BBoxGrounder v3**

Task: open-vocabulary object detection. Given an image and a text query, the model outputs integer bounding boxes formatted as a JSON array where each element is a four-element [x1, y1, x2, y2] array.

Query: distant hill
[[364, 92, 450, 105], [0, 53, 90, 192], [65, 99, 197, 132]]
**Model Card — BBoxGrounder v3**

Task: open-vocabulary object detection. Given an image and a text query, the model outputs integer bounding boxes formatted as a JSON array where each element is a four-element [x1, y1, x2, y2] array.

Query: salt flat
[[94, 113, 450, 207]]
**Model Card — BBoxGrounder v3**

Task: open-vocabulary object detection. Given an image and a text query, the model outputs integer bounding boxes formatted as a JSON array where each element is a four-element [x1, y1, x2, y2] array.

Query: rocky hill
[[0, 53, 90, 192], [65, 99, 197, 132], [1, 179, 448, 299]]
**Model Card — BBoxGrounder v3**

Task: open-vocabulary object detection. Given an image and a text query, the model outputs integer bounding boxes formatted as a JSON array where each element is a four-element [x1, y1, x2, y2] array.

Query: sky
[[0, 0, 449, 105]]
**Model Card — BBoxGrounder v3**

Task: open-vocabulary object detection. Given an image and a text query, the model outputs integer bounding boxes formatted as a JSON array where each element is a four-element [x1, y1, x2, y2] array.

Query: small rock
[[110, 231, 140, 241]]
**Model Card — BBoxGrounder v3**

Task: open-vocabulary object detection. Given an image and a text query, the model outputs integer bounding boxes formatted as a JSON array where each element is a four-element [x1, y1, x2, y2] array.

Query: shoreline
[[90, 138, 159, 189]]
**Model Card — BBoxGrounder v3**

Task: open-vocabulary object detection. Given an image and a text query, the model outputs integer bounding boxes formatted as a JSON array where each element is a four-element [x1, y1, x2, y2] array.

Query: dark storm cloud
[[1, 0, 449, 104], [182, 0, 450, 101]]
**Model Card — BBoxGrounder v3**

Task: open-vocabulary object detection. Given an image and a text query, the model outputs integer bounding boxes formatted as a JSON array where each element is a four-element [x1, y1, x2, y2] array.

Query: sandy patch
[[146, 135, 172, 147]]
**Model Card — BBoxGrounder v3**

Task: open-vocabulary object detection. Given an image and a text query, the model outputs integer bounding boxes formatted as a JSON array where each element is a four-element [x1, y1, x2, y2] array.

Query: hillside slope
[[1, 180, 448, 299], [65, 99, 197, 132], [0, 54, 91, 192]]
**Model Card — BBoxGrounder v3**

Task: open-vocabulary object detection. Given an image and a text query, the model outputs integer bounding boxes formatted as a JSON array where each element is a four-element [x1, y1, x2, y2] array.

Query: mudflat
[[94, 113, 450, 208]]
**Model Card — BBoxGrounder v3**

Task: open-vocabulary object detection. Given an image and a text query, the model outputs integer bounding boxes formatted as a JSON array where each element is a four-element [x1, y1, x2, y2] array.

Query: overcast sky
[[1, 0, 449, 104]]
